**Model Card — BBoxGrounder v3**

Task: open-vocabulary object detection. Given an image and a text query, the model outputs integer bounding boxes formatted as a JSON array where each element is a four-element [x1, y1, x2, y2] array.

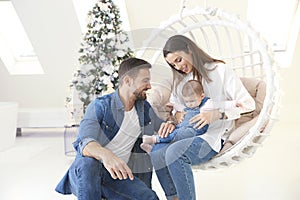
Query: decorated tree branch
[[66, 0, 133, 123]]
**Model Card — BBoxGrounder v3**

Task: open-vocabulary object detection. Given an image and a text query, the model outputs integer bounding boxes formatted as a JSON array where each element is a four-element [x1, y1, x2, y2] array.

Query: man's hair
[[182, 80, 204, 97], [118, 57, 152, 85]]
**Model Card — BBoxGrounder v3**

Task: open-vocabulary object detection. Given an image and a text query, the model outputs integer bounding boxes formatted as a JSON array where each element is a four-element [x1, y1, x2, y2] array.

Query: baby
[[141, 80, 209, 153], [141, 80, 244, 154]]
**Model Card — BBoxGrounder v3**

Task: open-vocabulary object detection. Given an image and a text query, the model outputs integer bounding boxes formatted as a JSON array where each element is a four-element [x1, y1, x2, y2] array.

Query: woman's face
[[165, 51, 193, 74]]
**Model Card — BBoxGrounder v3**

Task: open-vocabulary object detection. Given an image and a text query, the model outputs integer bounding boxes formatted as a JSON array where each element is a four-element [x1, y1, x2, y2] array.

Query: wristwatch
[[220, 112, 226, 120]]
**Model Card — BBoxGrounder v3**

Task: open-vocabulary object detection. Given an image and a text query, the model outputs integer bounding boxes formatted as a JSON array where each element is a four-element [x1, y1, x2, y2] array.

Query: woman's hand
[[189, 110, 220, 129], [158, 121, 175, 138]]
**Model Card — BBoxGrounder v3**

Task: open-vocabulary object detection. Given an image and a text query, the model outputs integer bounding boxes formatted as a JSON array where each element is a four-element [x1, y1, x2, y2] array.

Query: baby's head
[[182, 80, 205, 108]]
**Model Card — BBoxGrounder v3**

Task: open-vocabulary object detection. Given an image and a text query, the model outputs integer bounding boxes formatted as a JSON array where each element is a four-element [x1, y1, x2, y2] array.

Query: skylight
[[0, 1, 44, 75], [247, 0, 300, 67]]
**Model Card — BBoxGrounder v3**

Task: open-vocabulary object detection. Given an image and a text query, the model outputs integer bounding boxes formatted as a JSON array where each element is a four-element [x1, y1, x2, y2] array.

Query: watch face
[[220, 112, 225, 120]]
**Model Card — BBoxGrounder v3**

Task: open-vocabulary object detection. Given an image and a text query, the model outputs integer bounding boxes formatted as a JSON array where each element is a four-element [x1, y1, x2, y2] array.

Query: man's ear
[[123, 75, 132, 86]]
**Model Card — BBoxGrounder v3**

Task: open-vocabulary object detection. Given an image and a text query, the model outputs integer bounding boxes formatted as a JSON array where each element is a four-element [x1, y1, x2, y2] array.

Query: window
[[247, 0, 300, 67], [0, 1, 44, 75]]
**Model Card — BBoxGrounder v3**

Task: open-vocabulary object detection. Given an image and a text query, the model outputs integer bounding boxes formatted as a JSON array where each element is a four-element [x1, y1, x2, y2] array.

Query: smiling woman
[[165, 51, 194, 73], [138, 7, 281, 170]]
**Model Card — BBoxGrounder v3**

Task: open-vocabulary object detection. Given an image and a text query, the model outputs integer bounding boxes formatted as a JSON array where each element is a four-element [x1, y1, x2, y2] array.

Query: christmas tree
[[67, 0, 133, 117]]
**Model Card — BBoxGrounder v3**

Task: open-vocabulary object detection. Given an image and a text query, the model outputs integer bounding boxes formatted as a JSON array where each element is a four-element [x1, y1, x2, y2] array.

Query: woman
[[150, 35, 255, 200]]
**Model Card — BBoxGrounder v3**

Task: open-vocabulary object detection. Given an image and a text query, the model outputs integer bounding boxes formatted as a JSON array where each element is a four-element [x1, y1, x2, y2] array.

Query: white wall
[[0, 0, 82, 127], [280, 27, 300, 122], [0, 0, 81, 109], [125, 0, 247, 29]]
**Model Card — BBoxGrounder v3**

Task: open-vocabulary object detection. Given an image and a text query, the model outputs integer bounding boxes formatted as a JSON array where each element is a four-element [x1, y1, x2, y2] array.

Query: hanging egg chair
[[136, 6, 280, 170]]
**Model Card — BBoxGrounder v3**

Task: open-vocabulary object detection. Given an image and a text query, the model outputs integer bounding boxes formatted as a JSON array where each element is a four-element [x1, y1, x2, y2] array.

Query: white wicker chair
[[136, 7, 280, 170]]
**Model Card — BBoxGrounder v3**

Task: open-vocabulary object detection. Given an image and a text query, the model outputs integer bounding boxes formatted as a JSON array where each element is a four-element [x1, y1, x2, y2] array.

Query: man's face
[[132, 68, 151, 100]]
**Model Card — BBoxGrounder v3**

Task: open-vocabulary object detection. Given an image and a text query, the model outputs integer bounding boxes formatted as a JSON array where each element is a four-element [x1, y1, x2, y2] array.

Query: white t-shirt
[[105, 107, 141, 163]]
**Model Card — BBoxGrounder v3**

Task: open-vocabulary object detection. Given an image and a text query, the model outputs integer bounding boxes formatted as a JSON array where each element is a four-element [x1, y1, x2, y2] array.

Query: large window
[[247, 0, 300, 67], [0, 1, 44, 75]]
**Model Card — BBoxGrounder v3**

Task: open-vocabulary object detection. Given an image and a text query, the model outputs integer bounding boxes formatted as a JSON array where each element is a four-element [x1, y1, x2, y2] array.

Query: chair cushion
[[147, 78, 172, 120], [217, 77, 266, 154], [235, 77, 266, 128], [218, 115, 259, 154]]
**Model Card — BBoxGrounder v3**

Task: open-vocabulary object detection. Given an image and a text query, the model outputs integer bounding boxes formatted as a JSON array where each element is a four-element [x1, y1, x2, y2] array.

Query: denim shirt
[[55, 90, 163, 194], [73, 89, 163, 156]]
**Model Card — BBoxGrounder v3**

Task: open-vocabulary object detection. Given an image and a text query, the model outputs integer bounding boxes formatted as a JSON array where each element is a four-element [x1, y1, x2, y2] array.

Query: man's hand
[[158, 121, 175, 138], [83, 141, 133, 180], [100, 147, 134, 180]]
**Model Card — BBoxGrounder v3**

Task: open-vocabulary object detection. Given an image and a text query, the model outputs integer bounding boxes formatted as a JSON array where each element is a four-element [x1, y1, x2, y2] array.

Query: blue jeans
[[68, 157, 158, 200], [150, 137, 217, 200], [158, 127, 199, 143]]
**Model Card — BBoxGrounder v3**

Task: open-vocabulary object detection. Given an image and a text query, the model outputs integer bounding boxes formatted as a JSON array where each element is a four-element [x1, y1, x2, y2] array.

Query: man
[[55, 58, 175, 200]]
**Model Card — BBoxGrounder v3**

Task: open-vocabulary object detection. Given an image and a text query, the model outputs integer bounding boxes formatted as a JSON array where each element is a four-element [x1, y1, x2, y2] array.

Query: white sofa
[[0, 102, 18, 151]]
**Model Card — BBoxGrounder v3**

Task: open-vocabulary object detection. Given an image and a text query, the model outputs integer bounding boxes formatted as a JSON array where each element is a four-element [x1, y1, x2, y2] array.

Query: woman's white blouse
[[169, 62, 255, 152]]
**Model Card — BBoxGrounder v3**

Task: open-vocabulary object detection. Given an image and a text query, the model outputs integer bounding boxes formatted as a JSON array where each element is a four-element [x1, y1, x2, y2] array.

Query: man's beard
[[133, 89, 147, 100]]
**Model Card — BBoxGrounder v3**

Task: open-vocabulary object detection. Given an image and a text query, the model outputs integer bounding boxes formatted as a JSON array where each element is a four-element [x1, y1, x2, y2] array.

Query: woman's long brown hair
[[163, 35, 225, 91]]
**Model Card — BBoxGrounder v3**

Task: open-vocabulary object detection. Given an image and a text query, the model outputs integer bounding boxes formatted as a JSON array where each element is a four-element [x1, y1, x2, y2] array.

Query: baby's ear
[[200, 93, 205, 99]]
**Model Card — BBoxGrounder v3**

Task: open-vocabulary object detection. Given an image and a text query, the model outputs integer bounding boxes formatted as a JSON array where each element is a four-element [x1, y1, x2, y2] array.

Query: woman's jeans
[[68, 157, 158, 200], [150, 137, 217, 200]]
